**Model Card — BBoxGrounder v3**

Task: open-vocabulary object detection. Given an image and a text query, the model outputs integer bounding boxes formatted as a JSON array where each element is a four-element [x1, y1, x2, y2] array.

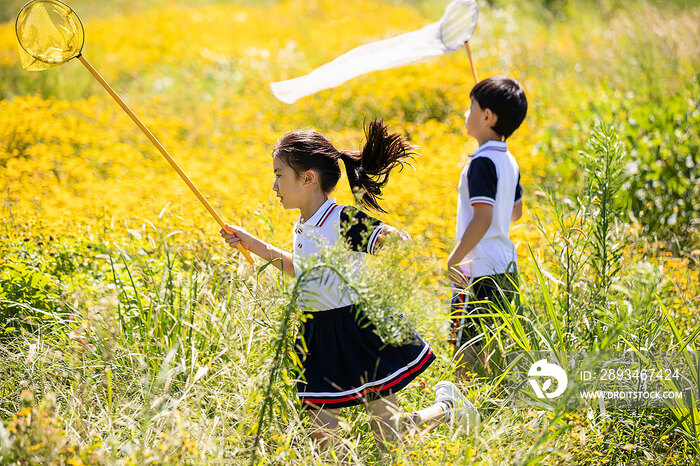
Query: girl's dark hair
[[470, 76, 527, 140], [272, 119, 416, 213]]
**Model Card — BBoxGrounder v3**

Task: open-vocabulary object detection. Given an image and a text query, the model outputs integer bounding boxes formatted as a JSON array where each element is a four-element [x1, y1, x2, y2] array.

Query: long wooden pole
[[464, 41, 478, 84], [77, 54, 255, 264]]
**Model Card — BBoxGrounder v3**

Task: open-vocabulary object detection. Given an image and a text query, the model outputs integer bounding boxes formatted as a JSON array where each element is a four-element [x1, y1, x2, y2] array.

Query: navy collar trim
[[299, 198, 338, 226]]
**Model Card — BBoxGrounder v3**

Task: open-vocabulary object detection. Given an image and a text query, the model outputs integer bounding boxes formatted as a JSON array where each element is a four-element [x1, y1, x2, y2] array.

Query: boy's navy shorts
[[449, 273, 519, 349]]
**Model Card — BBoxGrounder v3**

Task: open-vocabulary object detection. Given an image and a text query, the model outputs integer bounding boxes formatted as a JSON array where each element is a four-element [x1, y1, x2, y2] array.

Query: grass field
[[1, 0, 699, 464]]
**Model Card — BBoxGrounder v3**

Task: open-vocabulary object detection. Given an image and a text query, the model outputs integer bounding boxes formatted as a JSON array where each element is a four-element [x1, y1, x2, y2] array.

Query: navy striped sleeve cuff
[[470, 196, 495, 206], [366, 224, 385, 255]]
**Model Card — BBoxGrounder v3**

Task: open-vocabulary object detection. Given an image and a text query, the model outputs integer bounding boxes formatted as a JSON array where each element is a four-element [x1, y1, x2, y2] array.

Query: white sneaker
[[434, 381, 480, 432]]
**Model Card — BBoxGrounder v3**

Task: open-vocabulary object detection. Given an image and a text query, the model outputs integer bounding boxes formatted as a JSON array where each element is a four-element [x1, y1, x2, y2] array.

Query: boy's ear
[[484, 108, 498, 127]]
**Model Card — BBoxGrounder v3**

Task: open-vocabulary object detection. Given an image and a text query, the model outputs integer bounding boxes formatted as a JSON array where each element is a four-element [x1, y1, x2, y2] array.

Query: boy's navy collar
[[297, 198, 338, 227], [470, 140, 507, 157]]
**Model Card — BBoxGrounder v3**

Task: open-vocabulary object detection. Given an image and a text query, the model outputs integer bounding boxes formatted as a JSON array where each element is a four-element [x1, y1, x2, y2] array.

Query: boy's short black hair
[[470, 76, 527, 140]]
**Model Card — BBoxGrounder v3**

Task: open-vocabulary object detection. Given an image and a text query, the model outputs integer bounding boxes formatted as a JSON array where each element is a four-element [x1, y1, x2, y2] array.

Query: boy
[[447, 76, 527, 373]]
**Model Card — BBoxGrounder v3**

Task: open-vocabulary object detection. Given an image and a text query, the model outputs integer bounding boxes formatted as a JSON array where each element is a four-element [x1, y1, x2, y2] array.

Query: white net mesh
[[270, 0, 479, 104], [439, 0, 479, 51]]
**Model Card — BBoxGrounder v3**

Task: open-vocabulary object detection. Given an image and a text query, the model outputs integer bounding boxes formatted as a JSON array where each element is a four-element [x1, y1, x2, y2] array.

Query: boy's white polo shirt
[[292, 198, 385, 311], [456, 140, 522, 278]]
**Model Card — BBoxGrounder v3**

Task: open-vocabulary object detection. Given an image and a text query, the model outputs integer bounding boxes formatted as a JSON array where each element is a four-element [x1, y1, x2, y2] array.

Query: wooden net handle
[[464, 42, 478, 84], [77, 55, 254, 264]]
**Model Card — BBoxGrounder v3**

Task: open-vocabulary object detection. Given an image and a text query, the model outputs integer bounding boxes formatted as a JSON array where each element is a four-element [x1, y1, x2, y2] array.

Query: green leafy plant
[[0, 263, 59, 335]]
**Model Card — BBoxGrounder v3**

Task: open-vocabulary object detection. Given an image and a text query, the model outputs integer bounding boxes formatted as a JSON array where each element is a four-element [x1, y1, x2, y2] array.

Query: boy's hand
[[447, 262, 470, 289], [220, 224, 255, 250]]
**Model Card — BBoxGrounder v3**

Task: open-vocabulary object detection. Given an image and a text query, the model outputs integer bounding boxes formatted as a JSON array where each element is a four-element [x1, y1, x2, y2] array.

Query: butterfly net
[[15, 0, 84, 71], [270, 0, 479, 103], [439, 0, 479, 51]]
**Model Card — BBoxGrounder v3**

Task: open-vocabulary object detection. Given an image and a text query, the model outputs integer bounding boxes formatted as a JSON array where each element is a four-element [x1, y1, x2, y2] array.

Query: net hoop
[[439, 0, 478, 52], [15, 0, 85, 68]]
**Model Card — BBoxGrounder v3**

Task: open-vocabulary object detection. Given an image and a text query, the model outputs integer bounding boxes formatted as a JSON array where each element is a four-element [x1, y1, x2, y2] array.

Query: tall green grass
[[1, 125, 698, 464], [485, 125, 699, 463]]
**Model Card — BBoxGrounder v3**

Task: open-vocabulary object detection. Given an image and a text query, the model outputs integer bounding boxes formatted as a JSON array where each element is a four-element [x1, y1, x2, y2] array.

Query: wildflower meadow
[[1, 0, 698, 464]]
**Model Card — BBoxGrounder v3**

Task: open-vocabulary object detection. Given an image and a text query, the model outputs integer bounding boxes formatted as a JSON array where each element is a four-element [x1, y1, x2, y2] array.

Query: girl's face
[[272, 155, 309, 210]]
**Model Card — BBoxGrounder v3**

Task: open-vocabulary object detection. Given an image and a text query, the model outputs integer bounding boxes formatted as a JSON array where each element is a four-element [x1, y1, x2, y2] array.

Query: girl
[[221, 119, 477, 445]]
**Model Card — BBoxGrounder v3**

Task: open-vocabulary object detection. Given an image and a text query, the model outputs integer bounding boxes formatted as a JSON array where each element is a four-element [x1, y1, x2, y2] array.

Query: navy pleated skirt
[[294, 305, 435, 409]]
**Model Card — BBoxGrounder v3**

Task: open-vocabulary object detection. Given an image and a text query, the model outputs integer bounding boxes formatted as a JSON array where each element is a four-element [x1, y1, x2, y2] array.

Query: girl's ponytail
[[340, 119, 416, 213], [273, 118, 415, 213]]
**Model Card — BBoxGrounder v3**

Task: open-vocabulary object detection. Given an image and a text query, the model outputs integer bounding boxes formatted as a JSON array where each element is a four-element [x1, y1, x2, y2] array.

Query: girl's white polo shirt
[[292, 198, 385, 311], [456, 140, 522, 278]]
